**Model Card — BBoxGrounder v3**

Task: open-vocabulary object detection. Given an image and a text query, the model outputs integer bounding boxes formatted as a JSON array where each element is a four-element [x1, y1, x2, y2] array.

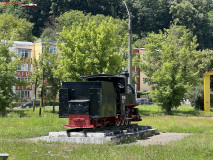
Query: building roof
[[35, 39, 57, 43], [80, 74, 127, 80], [13, 41, 33, 45]]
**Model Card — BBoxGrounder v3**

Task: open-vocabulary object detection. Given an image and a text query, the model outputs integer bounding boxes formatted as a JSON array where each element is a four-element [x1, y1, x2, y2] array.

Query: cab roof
[[80, 74, 126, 80]]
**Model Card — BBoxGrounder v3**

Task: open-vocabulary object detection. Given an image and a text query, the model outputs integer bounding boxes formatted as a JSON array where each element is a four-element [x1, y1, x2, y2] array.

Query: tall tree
[[43, 45, 61, 113], [132, 0, 172, 36], [142, 24, 198, 114], [57, 18, 127, 81], [32, 41, 61, 114], [0, 42, 20, 117], [185, 49, 213, 110], [0, 14, 35, 41], [32, 54, 44, 116], [170, 0, 212, 49], [41, 10, 127, 41], [3, 0, 51, 38]]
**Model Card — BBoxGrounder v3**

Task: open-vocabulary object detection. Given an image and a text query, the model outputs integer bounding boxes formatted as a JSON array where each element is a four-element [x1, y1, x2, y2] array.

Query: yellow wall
[[31, 41, 58, 99], [137, 48, 153, 92], [140, 72, 152, 92]]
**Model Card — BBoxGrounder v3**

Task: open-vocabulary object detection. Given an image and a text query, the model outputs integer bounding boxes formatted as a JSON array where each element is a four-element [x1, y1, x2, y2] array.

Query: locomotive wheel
[[124, 120, 129, 125], [92, 119, 97, 128], [115, 120, 121, 126], [101, 119, 106, 128], [121, 120, 125, 125]]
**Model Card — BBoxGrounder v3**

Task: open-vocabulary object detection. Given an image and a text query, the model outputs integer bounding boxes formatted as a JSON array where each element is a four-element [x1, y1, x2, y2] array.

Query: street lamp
[[123, 1, 132, 86]]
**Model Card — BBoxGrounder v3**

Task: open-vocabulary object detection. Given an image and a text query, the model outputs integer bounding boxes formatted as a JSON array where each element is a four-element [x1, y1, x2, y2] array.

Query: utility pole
[[124, 1, 132, 86]]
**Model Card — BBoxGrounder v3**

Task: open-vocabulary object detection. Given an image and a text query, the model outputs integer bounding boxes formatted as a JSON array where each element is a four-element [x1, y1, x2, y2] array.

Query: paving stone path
[[134, 132, 192, 146]]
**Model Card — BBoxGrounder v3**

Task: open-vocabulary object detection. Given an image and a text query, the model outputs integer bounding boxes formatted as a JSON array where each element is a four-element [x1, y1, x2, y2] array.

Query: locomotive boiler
[[59, 72, 141, 128]]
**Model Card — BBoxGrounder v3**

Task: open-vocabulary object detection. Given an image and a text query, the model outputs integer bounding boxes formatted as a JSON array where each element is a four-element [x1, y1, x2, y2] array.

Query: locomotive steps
[[40, 124, 158, 144]]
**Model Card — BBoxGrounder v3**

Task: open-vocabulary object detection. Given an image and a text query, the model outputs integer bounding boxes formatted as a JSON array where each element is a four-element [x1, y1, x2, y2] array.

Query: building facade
[[10, 40, 57, 101], [133, 48, 156, 94], [10, 41, 34, 100]]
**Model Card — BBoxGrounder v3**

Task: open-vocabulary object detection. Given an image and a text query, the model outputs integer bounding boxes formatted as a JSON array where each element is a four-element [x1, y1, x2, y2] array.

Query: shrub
[[186, 84, 213, 110]]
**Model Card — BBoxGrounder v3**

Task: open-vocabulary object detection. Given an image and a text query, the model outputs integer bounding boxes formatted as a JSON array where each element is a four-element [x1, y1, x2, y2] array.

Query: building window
[[17, 64, 31, 71], [42, 45, 57, 54], [17, 49, 31, 58], [142, 54, 147, 60], [143, 78, 148, 84], [18, 77, 30, 82], [16, 90, 30, 99], [50, 45, 57, 54]]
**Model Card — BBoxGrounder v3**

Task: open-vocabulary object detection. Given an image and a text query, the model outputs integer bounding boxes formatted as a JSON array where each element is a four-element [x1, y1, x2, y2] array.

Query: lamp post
[[124, 1, 132, 86], [135, 65, 137, 99]]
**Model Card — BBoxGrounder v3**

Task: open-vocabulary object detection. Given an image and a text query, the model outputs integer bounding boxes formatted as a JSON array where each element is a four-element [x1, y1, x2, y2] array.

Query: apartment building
[[10, 41, 34, 100], [133, 48, 156, 93], [9, 40, 57, 101]]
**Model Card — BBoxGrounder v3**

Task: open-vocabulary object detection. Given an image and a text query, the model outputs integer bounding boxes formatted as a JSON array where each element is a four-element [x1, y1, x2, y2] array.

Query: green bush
[[186, 84, 213, 110], [137, 91, 150, 96], [45, 100, 59, 106]]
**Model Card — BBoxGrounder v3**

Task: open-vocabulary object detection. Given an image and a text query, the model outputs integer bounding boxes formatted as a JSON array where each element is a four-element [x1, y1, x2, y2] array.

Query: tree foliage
[[0, 14, 35, 41], [42, 10, 127, 41], [186, 84, 213, 110], [2, 0, 213, 50], [170, 0, 212, 49], [0, 42, 20, 117], [57, 18, 127, 81], [32, 41, 61, 113], [1, 0, 51, 38], [43, 46, 61, 113], [185, 49, 213, 110], [132, 0, 172, 35], [142, 24, 198, 113]]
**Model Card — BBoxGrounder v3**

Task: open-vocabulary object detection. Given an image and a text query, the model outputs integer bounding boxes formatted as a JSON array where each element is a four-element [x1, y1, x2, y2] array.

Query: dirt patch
[[134, 132, 192, 146]]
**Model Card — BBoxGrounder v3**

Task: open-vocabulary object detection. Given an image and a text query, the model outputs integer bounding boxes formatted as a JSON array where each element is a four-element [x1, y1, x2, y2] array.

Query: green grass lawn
[[0, 106, 213, 159], [137, 104, 213, 116]]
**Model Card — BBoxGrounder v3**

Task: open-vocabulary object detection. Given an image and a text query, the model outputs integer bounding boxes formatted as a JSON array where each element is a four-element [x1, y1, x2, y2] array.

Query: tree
[[0, 42, 20, 117], [3, 0, 51, 38], [57, 18, 127, 81], [41, 10, 127, 41], [43, 46, 61, 113], [132, 0, 172, 36], [142, 24, 198, 114], [185, 49, 213, 110], [0, 14, 35, 41], [170, 0, 212, 49], [32, 54, 44, 116], [32, 41, 61, 114]]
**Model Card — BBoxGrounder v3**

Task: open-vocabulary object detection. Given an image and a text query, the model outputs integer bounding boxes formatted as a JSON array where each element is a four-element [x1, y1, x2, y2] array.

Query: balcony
[[16, 86, 32, 90]]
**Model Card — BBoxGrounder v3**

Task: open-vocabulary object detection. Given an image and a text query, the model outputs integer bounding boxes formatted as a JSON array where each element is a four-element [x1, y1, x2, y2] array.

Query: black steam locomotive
[[59, 72, 141, 128]]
